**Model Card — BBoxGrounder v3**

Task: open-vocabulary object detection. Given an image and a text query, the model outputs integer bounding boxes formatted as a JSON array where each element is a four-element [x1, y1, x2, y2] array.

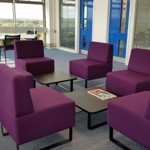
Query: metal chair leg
[[16, 145, 19, 150], [1, 124, 9, 136], [69, 127, 73, 141], [85, 80, 88, 88], [40, 128, 73, 150], [0, 48, 1, 61], [4, 50, 7, 64], [109, 127, 131, 150]]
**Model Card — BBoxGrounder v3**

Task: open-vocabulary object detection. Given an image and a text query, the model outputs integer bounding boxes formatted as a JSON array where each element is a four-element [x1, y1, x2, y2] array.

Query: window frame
[[15, 0, 45, 5], [0, 0, 13, 2], [0, 0, 46, 42], [0, 0, 45, 27]]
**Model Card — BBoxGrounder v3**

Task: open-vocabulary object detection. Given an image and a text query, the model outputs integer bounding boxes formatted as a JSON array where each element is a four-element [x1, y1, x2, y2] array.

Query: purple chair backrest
[[14, 40, 44, 59], [87, 42, 113, 63], [0, 64, 33, 117], [128, 48, 150, 75]]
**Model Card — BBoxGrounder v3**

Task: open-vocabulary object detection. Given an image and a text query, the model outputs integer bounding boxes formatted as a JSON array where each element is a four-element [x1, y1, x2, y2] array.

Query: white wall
[[125, 0, 137, 65], [45, 0, 50, 46], [45, 0, 57, 47], [92, 0, 110, 42]]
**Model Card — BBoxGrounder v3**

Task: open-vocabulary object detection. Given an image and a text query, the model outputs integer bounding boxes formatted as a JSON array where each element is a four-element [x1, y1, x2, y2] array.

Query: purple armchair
[[107, 91, 150, 149], [14, 40, 54, 75], [69, 42, 113, 88], [106, 48, 150, 96], [0, 64, 75, 150]]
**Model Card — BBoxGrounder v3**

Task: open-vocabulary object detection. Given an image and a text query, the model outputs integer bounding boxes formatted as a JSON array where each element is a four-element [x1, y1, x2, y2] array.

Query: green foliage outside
[[0, 19, 44, 40]]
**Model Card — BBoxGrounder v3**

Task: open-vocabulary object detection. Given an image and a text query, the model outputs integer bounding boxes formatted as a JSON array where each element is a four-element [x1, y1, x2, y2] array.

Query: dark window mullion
[[0, 0, 12, 3], [15, 0, 44, 5]]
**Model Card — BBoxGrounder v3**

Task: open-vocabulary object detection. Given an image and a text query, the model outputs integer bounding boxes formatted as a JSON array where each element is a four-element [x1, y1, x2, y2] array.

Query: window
[[0, 3, 13, 27], [0, 0, 45, 41], [134, 0, 150, 49], [120, 0, 127, 33], [15, 3, 43, 27]]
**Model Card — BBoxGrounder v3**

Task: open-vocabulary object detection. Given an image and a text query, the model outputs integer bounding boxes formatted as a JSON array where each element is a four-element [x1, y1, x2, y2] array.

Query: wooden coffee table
[[33, 70, 77, 92], [64, 87, 117, 130]]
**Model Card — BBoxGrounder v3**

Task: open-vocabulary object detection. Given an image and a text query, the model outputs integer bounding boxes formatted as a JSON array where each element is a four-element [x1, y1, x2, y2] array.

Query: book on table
[[87, 89, 116, 100]]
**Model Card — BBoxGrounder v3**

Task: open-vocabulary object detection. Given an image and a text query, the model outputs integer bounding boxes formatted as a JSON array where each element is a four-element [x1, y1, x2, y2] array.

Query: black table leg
[[70, 80, 73, 92], [46, 84, 49, 87], [87, 113, 107, 130]]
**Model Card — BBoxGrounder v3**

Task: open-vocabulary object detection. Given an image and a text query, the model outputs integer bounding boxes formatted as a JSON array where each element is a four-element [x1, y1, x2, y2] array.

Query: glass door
[[59, 0, 76, 49]]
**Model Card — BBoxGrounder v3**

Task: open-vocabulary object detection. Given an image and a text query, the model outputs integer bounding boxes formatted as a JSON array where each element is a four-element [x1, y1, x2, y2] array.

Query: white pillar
[[125, 0, 137, 65], [45, 0, 57, 48], [92, 0, 110, 42]]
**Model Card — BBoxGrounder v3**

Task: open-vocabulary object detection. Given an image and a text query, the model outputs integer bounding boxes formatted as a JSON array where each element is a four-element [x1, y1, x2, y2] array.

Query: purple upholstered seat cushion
[[0, 64, 33, 117], [13, 86, 75, 144], [14, 40, 44, 58], [145, 99, 150, 120], [128, 48, 150, 75], [15, 57, 54, 75], [70, 58, 112, 80], [87, 42, 113, 63], [107, 91, 150, 149], [106, 70, 150, 96]]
